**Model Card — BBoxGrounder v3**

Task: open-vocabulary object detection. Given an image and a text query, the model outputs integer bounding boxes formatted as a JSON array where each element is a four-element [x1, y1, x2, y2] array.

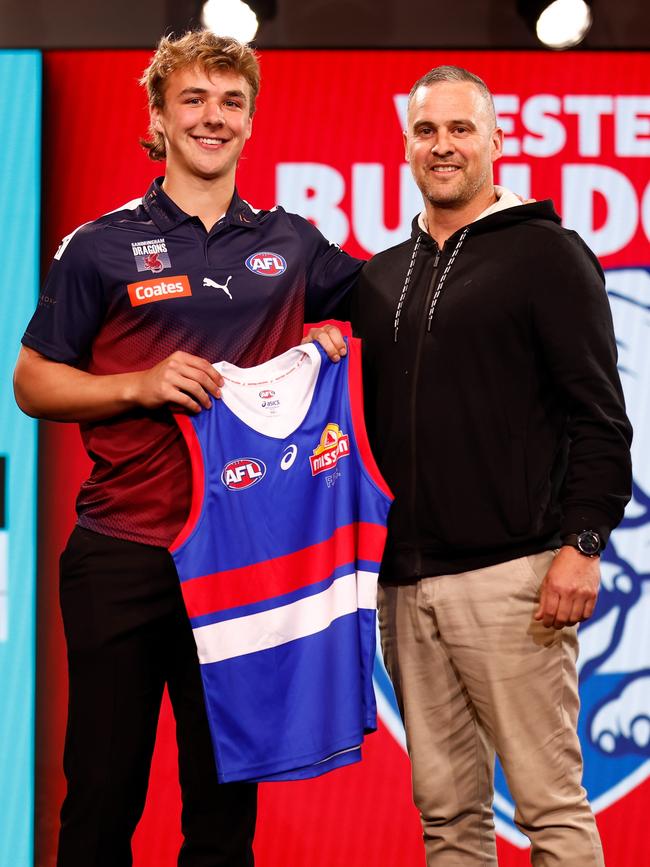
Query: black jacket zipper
[[408, 241, 441, 575]]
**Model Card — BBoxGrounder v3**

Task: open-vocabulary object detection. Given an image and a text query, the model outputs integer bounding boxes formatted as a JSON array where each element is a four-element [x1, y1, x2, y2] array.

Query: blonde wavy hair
[[140, 30, 260, 161]]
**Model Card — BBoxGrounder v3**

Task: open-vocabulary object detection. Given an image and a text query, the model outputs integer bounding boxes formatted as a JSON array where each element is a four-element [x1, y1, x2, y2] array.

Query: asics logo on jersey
[[280, 444, 298, 471], [127, 275, 191, 307], [309, 423, 350, 476], [203, 276, 233, 300], [221, 458, 266, 491], [245, 251, 287, 277]]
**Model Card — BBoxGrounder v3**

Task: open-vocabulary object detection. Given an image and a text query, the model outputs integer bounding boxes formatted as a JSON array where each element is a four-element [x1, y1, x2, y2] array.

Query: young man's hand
[[13, 345, 223, 421], [131, 351, 224, 413]]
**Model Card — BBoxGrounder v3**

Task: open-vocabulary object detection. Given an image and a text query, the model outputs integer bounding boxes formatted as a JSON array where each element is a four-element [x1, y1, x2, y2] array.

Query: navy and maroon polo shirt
[[23, 178, 363, 546]]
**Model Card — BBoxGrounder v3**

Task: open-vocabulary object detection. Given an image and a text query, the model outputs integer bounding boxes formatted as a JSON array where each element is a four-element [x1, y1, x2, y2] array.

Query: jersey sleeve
[[21, 223, 107, 364], [287, 213, 364, 322]]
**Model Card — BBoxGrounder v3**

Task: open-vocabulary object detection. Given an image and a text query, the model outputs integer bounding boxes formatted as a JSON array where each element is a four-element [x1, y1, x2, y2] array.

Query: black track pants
[[56, 526, 257, 867]]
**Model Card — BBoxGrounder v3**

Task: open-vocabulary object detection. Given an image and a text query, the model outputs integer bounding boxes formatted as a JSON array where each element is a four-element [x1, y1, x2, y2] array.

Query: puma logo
[[203, 276, 233, 300]]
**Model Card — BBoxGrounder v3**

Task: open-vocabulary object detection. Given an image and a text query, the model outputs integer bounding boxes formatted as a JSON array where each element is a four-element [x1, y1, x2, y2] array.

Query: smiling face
[[151, 64, 253, 185], [404, 80, 503, 212]]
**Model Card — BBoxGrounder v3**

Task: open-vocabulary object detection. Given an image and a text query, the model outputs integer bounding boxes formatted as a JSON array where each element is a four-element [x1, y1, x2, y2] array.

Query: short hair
[[407, 65, 496, 127], [140, 30, 261, 162]]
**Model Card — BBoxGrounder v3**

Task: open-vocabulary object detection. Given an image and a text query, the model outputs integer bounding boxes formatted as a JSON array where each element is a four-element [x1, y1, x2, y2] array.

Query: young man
[[14, 31, 362, 867], [313, 66, 632, 865]]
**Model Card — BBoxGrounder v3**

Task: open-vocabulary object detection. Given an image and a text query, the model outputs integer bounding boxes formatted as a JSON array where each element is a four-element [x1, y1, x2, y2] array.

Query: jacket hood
[[397, 198, 562, 343], [410, 199, 561, 241]]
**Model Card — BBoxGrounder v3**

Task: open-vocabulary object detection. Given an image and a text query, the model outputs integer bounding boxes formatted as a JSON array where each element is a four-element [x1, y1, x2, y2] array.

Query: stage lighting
[[202, 0, 260, 42], [201, 0, 277, 42], [517, 0, 593, 50]]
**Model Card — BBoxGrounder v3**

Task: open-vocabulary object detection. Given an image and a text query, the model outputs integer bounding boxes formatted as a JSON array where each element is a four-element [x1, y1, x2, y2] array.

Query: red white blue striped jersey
[[170, 338, 392, 783]]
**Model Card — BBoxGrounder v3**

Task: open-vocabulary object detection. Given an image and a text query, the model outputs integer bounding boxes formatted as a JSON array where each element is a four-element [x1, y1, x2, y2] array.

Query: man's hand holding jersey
[[130, 351, 223, 413], [14, 345, 223, 421], [302, 323, 347, 362]]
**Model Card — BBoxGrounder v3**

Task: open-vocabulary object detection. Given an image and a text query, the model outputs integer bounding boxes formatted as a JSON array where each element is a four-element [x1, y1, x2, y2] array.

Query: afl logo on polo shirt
[[245, 251, 287, 277], [127, 275, 192, 307]]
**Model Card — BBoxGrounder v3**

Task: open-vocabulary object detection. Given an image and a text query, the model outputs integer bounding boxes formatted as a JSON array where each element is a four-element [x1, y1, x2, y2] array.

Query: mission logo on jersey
[[310, 423, 350, 476], [221, 458, 266, 491], [245, 251, 287, 277]]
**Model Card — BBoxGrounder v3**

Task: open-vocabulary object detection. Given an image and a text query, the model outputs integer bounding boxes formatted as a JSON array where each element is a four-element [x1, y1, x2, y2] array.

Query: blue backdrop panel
[[0, 50, 41, 867]]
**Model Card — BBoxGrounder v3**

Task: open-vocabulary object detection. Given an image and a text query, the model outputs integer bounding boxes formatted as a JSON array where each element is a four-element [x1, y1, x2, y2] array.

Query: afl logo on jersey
[[245, 251, 287, 277], [221, 458, 266, 491], [259, 389, 275, 399]]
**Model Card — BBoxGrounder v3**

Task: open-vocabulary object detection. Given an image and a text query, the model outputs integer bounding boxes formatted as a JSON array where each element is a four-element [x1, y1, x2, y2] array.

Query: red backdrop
[[36, 49, 650, 866]]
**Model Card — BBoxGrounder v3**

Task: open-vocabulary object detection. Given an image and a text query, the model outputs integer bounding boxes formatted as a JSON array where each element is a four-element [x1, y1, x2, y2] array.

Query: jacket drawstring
[[393, 234, 421, 343], [426, 227, 469, 332], [394, 228, 469, 342]]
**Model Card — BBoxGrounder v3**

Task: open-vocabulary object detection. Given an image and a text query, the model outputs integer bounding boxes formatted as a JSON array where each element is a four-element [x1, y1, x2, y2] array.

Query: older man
[[314, 65, 632, 865]]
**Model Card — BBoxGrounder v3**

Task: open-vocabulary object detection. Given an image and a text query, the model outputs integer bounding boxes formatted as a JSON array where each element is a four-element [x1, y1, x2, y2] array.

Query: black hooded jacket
[[351, 200, 633, 581]]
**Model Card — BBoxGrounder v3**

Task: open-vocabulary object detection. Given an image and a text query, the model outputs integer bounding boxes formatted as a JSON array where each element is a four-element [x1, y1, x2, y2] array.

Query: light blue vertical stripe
[[0, 50, 41, 867]]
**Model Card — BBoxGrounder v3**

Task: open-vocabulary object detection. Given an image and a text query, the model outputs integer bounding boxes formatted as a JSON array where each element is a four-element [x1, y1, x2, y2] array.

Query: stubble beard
[[421, 166, 489, 210]]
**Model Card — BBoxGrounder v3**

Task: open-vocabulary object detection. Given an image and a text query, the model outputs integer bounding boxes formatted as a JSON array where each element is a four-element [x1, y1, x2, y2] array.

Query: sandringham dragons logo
[[131, 238, 171, 273]]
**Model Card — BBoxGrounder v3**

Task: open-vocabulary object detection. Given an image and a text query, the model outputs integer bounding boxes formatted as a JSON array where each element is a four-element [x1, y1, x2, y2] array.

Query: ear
[[491, 126, 504, 164], [150, 105, 164, 134], [245, 113, 253, 141], [403, 129, 409, 162]]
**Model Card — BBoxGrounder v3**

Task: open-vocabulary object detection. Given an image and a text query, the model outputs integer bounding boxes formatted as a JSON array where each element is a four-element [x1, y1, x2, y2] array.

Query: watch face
[[577, 530, 601, 555]]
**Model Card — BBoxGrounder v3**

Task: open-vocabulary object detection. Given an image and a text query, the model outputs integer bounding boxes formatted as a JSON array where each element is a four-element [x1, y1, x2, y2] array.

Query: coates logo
[[127, 275, 192, 307], [309, 423, 350, 476], [221, 458, 266, 491], [245, 251, 287, 277], [259, 389, 275, 399]]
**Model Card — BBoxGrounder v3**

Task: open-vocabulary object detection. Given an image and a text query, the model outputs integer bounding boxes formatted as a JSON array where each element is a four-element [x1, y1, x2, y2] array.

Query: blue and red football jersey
[[21, 180, 362, 545], [170, 338, 392, 782]]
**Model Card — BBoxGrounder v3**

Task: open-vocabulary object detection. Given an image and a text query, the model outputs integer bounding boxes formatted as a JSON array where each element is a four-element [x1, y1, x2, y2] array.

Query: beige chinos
[[378, 550, 604, 866]]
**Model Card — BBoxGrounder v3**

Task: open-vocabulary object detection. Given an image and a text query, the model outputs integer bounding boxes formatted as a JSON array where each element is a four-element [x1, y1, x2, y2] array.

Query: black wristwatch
[[562, 530, 603, 557]]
